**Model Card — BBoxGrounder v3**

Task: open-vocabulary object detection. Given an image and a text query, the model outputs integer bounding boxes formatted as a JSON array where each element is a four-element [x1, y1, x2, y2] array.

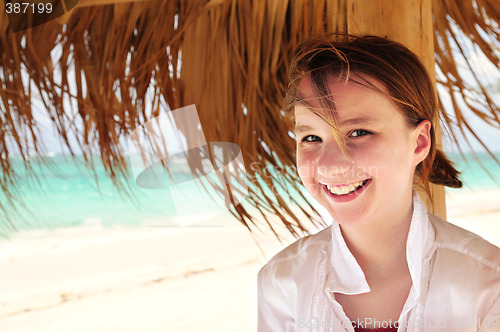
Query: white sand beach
[[0, 189, 499, 332]]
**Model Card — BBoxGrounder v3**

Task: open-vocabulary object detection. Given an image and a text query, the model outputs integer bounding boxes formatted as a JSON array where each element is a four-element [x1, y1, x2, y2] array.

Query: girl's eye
[[350, 129, 371, 138], [301, 135, 321, 142]]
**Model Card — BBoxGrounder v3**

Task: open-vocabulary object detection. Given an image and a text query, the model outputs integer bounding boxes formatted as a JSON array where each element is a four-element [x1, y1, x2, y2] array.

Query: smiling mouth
[[324, 179, 370, 196]]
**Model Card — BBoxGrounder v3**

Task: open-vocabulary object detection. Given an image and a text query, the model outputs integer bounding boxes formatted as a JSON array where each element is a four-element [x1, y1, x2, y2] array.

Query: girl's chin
[[327, 209, 369, 225], [321, 197, 373, 224]]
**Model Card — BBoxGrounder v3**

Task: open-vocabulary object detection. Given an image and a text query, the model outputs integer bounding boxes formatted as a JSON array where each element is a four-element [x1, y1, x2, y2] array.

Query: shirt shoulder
[[429, 213, 500, 276], [426, 214, 500, 319], [258, 225, 332, 279], [257, 226, 333, 330]]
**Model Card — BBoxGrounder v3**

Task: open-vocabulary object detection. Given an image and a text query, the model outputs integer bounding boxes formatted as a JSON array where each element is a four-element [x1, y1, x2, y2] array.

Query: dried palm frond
[[433, 0, 500, 157], [0, 0, 499, 237]]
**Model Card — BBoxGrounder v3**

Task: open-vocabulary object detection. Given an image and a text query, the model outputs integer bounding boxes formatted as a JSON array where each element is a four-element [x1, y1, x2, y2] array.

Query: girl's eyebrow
[[340, 117, 377, 126], [295, 118, 376, 133], [294, 125, 314, 134]]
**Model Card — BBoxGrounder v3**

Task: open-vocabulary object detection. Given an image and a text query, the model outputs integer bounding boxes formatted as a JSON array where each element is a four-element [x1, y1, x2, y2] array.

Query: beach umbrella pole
[[346, 0, 447, 218]]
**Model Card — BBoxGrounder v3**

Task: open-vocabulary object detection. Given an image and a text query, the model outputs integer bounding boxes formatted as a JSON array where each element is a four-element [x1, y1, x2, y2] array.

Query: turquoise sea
[[448, 151, 500, 189], [1, 151, 499, 238]]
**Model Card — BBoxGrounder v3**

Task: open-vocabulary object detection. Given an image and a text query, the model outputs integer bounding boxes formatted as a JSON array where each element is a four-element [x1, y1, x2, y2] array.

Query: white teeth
[[326, 180, 366, 196]]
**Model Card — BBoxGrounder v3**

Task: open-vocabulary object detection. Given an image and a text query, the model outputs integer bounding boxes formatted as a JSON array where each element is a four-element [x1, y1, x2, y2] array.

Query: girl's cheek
[[296, 149, 316, 171], [297, 160, 314, 181]]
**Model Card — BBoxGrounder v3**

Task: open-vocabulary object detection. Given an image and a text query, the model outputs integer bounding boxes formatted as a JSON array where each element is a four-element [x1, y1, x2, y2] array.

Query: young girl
[[258, 35, 500, 332]]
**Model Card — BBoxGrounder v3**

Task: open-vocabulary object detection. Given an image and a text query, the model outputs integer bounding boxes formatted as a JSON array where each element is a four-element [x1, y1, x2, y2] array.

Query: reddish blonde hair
[[284, 34, 462, 197]]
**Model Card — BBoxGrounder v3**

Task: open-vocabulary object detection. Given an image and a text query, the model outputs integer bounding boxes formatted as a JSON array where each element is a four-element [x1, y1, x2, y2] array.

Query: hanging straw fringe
[[0, 0, 499, 237], [433, 0, 500, 156]]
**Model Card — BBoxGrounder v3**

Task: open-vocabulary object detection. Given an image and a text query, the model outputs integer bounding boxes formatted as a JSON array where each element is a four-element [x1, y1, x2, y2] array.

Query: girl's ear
[[413, 120, 432, 166]]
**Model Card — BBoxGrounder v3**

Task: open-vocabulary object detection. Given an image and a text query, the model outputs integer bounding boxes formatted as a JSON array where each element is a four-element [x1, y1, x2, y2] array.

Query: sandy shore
[[0, 189, 499, 331], [0, 210, 297, 332], [445, 187, 500, 246]]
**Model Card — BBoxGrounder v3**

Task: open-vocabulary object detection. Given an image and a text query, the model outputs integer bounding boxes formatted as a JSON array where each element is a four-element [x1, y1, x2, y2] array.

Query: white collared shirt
[[258, 194, 500, 331]]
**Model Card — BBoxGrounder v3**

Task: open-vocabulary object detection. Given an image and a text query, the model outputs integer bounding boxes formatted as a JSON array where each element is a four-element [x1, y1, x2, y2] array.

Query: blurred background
[[1, 0, 500, 331]]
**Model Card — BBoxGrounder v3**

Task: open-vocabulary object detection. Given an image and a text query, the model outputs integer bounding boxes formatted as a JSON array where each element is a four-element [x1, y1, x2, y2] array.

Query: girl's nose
[[316, 145, 353, 178]]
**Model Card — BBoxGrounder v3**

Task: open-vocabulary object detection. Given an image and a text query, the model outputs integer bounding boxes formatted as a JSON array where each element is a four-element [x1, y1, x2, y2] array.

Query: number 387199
[[5, 2, 53, 14]]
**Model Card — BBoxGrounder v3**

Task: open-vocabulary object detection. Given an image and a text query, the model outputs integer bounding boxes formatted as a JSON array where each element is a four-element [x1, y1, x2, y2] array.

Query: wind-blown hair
[[284, 34, 462, 198]]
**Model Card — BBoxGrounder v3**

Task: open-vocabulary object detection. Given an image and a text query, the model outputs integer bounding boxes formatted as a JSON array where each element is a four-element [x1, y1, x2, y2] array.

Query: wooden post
[[346, 0, 446, 218]]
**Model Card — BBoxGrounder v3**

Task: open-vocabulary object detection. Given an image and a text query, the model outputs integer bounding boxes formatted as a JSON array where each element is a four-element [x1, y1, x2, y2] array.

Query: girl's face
[[294, 74, 431, 226]]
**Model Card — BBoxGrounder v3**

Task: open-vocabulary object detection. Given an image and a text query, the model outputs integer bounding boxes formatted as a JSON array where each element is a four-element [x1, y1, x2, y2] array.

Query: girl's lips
[[322, 179, 372, 203]]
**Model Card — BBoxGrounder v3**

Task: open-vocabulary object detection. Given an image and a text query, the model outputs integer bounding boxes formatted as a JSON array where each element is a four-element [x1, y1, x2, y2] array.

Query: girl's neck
[[339, 198, 413, 284]]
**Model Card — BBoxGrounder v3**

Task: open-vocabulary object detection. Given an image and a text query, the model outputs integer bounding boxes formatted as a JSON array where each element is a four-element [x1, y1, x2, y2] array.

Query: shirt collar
[[324, 192, 435, 297]]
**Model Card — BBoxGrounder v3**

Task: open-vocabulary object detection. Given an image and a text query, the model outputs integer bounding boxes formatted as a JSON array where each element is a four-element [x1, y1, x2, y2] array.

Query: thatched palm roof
[[1, 0, 499, 238]]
